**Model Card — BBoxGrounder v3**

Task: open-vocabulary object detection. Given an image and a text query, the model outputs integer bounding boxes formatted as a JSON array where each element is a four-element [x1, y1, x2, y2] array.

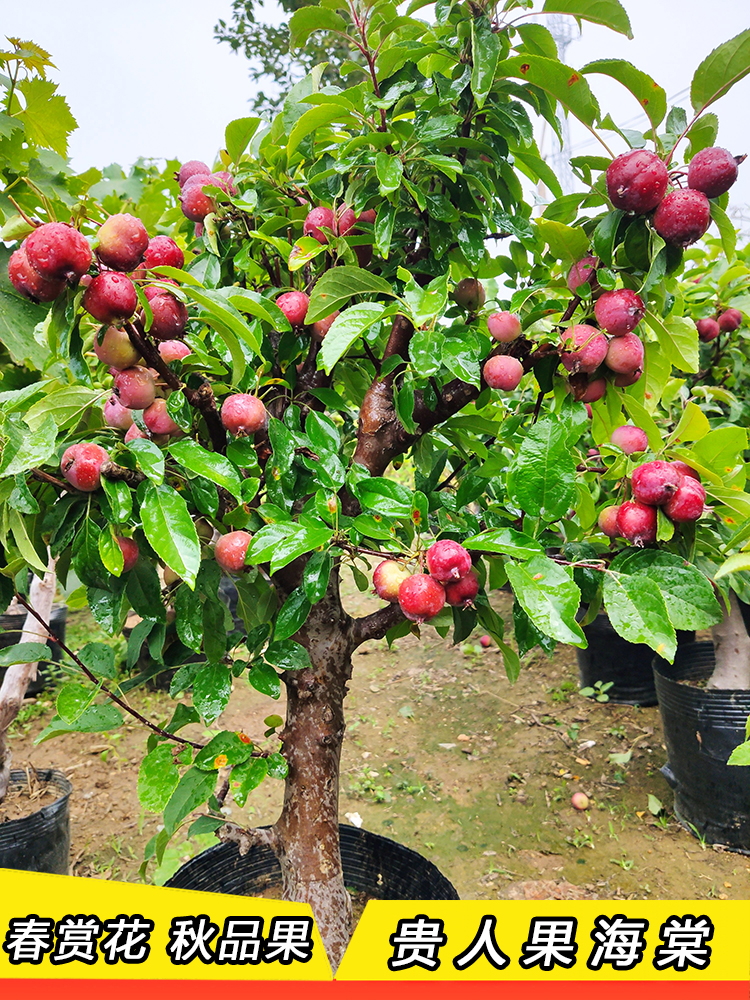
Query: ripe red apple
[[96, 213, 149, 272], [116, 536, 139, 573], [605, 333, 643, 376], [311, 311, 340, 340], [598, 505, 621, 538], [182, 172, 213, 191], [571, 792, 589, 811], [124, 423, 148, 443], [25, 222, 92, 282], [303, 207, 335, 244], [426, 539, 472, 583], [60, 442, 109, 492], [94, 325, 140, 369], [631, 460, 681, 506], [357, 209, 377, 225], [488, 311, 522, 343], [178, 160, 211, 186], [664, 477, 706, 522], [567, 255, 597, 294], [83, 272, 138, 324], [453, 278, 485, 311], [143, 288, 188, 340], [670, 460, 700, 482], [180, 184, 215, 222], [560, 324, 608, 374], [210, 171, 236, 195], [717, 308, 743, 332], [398, 574, 446, 623], [444, 569, 479, 607], [144, 236, 184, 272], [159, 340, 192, 363], [687, 147, 739, 198], [220, 393, 267, 435], [613, 369, 642, 387], [8, 246, 65, 302], [103, 395, 134, 431], [616, 500, 657, 546], [653, 189, 711, 247], [144, 399, 180, 436], [581, 378, 606, 403], [277, 290, 310, 326], [214, 530, 253, 573], [610, 425, 648, 455], [606, 149, 668, 213], [114, 366, 157, 410], [696, 317, 721, 342], [479, 634, 491, 648], [373, 560, 412, 603], [336, 206, 357, 236], [594, 288, 645, 337], [483, 355, 524, 391]]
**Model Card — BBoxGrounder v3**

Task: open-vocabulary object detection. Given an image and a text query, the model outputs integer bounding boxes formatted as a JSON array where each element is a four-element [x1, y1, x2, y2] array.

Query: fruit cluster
[[695, 307, 743, 343], [177, 160, 236, 225], [373, 540, 479, 624]]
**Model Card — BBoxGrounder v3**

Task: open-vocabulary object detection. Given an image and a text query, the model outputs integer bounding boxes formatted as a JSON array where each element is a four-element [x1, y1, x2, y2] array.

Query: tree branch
[[101, 461, 146, 487], [351, 602, 406, 648], [217, 821, 280, 856]]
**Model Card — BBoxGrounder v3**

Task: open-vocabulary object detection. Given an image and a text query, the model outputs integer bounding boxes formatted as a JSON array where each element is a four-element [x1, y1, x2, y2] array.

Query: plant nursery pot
[[653, 641, 750, 853], [576, 612, 694, 707], [0, 604, 67, 696], [0, 769, 72, 873], [166, 823, 460, 901]]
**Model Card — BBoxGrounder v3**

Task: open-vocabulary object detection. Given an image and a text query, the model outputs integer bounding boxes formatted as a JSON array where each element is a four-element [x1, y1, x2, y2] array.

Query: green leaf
[[288, 7, 347, 49], [506, 417, 577, 522], [506, 555, 585, 646], [464, 528, 544, 560], [163, 766, 217, 835], [140, 483, 200, 587], [603, 572, 676, 661], [18, 77, 77, 155], [0, 642, 49, 667], [193, 663, 232, 725], [231, 757, 268, 807], [248, 660, 281, 699], [174, 584, 204, 652], [225, 117, 262, 163], [611, 549, 722, 630], [264, 639, 311, 671], [471, 17, 501, 109], [98, 527, 124, 577], [495, 55, 600, 128], [691, 29, 750, 114], [72, 517, 110, 590], [644, 311, 699, 374], [0, 414, 57, 476], [224, 288, 292, 332], [728, 741, 750, 766], [543, 0, 632, 37], [306, 266, 396, 324], [127, 438, 165, 485], [536, 219, 590, 264], [582, 59, 665, 129], [138, 745, 180, 812], [101, 478, 132, 523], [710, 201, 736, 262], [714, 553, 750, 581], [0, 246, 49, 369], [266, 752, 288, 779], [193, 731, 256, 770], [667, 401, 710, 447], [375, 152, 403, 194], [287, 102, 356, 159], [25, 386, 102, 432], [303, 548, 332, 604], [169, 439, 243, 499], [274, 588, 311, 641], [319, 303, 386, 374], [34, 704, 123, 744], [78, 642, 116, 679]]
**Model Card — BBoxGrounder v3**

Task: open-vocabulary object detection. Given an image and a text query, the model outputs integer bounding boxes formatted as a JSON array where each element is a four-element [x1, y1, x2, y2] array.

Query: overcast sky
[[8, 1, 750, 222]]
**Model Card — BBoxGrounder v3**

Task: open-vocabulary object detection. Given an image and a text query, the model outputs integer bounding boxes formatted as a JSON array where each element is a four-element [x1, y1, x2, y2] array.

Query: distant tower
[[547, 13, 579, 195]]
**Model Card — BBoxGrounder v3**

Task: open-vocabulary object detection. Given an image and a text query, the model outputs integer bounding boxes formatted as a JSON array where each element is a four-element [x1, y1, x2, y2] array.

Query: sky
[[7, 1, 750, 224]]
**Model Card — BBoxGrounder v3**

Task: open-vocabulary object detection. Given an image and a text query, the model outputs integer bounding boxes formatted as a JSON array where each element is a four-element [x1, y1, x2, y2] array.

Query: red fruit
[[653, 189, 711, 247], [605, 333, 643, 376], [444, 569, 479, 607], [214, 530, 253, 573], [614, 369, 642, 387], [479, 634, 491, 648], [696, 317, 721, 342], [124, 423, 148, 443], [426, 539, 472, 583], [144, 236, 184, 272], [60, 442, 109, 492], [567, 255, 597, 294], [616, 501, 657, 546], [8, 246, 65, 302], [210, 171, 236, 195], [373, 560, 412, 603], [83, 272, 138, 324], [398, 574, 446, 623], [483, 355, 524, 391], [178, 160, 211, 186], [336, 207, 356, 236], [598, 505, 621, 538], [606, 149, 668, 213], [631, 460, 681, 506], [182, 172, 213, 190], [159, 340, 192, 363], [103, 395, 134, 431], [585, 404, 593, 418], [25, 222, 92, 282], [717, 308, 743, 332], [560, 324, 608, 374], [571, 792, 590, 811], [453, 278, 485, 311], [611, 425, 648, 455], [144, 290, 188, 340], [220, 393, 267, 435], [180, 184, 215, 222], [144, 398, 180, 436], [357, 209, 377, 225], [311, 311, 340, 340], [581, 378, 606, 403], [303, 207, 335, 244], [116, 536, 139, 573], [94, 326, 140, 369], [594, 288, 645, 337], [96, 213, 149, 272], [664, 477, 706, 523], [670, 460, 701, 482], [277, 290, 310, 327], [488, 311, 522, 343], [687, 147, 739, 199], [114, 366, 157, 410]]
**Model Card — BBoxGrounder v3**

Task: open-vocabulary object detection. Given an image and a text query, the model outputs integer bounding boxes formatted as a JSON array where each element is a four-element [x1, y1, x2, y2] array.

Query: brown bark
[[708, 590, 750, 689]]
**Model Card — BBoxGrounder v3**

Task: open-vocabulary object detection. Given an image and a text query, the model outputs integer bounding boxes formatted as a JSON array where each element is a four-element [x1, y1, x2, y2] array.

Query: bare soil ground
[[5, 590, 750, 900]]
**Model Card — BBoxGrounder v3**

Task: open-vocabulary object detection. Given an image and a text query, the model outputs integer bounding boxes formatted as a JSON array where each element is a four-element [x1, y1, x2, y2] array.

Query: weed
[[567, 830, 595, 850], [548, 680, 577, 703], [579, 680, 613, 703], [611, 855, 635, 871]]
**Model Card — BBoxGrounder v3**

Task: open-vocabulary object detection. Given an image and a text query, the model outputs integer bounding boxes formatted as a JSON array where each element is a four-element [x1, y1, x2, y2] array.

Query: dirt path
[[6, 594, 749, 900]]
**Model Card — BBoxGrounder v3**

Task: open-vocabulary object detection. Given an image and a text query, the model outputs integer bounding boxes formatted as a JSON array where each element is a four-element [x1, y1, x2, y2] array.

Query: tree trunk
[[708, 590, 750, 689], [273, 567, 355, 972], [0, 558, 57, 802]]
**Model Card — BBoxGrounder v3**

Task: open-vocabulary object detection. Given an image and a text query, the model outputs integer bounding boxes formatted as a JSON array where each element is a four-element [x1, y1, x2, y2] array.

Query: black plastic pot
[[576, 612, 694, 707], [654, 642, 750, 853], [166, 824, 459, 900], [0, 769, 72, 873], [0, 604, 67, 696]]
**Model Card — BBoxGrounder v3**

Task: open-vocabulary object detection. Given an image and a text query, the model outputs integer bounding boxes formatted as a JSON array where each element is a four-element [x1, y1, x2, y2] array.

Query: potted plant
[[1, 1, 749, 968]]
